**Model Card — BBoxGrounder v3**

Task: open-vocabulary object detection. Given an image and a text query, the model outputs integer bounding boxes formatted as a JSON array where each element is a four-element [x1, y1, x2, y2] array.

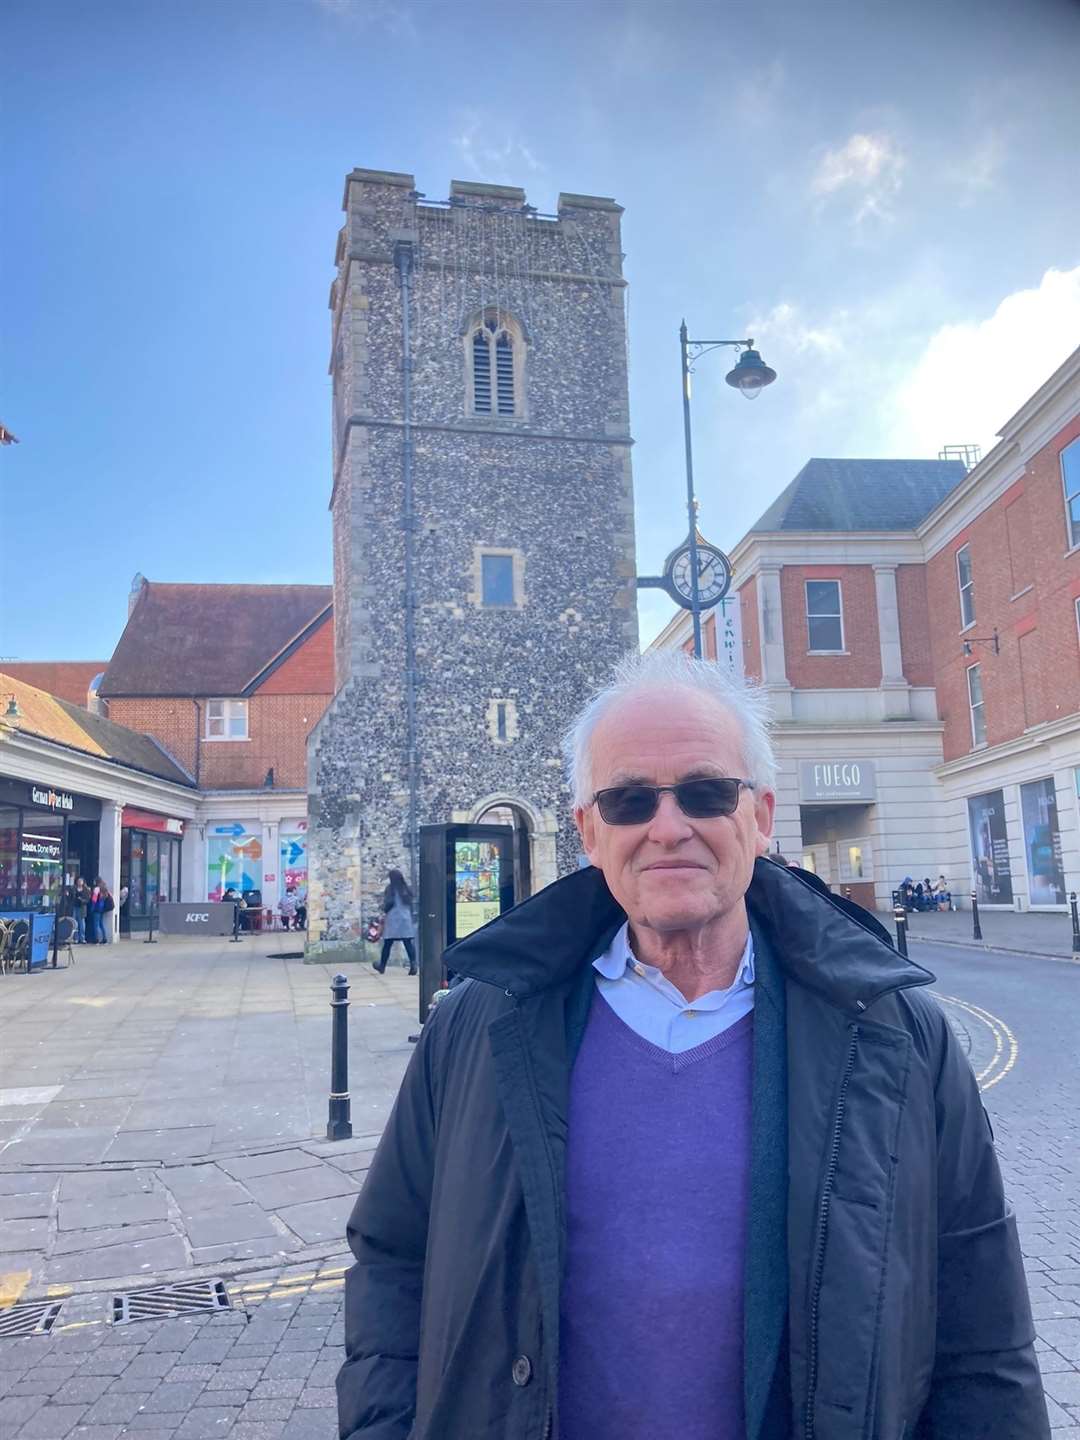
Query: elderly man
[[338, 652, 1048, 1440]]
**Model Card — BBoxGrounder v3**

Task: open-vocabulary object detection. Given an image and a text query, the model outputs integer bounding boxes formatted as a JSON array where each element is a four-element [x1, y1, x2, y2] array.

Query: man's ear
[[575, 804, 598, 865], [753, 788, 776, 857]]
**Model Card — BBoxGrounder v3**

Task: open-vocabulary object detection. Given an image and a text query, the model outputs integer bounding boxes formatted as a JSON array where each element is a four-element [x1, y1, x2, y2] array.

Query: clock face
[[668, 545, 732, 607]]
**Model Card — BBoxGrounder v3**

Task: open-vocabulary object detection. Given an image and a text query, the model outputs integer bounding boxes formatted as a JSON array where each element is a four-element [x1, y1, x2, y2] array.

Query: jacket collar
[[449, 856, 934, 1014]]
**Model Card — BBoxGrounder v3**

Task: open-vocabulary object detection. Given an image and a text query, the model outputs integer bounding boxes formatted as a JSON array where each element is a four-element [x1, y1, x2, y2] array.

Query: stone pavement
[[0, 934, 419, 1304], [896, 902, 1080, 959], [0, 1271, 348, 1440]]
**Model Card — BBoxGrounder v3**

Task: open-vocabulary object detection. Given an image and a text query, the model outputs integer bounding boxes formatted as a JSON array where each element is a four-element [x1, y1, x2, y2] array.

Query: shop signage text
[[798, 759, 878, 803], [21, 834, 63, 861], [30, 785, 74, 812]]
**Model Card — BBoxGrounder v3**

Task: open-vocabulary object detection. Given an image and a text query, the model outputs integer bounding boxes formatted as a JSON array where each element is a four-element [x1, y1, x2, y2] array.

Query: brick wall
[[107, 698, 199, 774], [896, 564, 933, 686], [739, 576, 762, 682], [780, 565, 881, 688], [109, 693, 331, 790], [928, 412, 1080, 761], [255, 615, 334, 695]]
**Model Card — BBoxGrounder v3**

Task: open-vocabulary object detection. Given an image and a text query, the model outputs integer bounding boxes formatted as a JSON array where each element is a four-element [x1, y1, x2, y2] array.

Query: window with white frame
[[956, 544, 975, 628], [466, 311, 524, 418], [805, 579, 844, 652], [1062, 437, 1080, 549], [966, 663, 987, 746], [206, 699, 249, 740]]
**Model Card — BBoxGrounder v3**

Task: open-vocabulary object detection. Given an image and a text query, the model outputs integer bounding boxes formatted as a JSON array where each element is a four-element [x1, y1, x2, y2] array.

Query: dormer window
[[466, 311, 525, 419]]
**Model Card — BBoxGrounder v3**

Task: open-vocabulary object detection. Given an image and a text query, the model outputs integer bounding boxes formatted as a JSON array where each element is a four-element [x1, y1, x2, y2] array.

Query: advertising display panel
[[967, 789, 1014, 905], [1020, 777, 1065, 905]]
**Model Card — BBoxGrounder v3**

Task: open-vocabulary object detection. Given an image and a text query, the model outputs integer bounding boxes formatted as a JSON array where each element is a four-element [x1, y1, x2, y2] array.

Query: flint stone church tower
[[306, 169, 637, 952]]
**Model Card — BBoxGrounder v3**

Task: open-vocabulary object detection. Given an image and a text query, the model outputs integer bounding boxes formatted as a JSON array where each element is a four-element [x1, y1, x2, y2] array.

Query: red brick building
[[653, 345, 1080, 913], [1, 661, 110, 709], [99, 580, 333, 920]]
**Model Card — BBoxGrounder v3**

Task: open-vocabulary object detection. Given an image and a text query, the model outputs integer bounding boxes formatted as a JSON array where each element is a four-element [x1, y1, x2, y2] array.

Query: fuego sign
[[798, 759, 877, 803], [30, 785, 74, 812]]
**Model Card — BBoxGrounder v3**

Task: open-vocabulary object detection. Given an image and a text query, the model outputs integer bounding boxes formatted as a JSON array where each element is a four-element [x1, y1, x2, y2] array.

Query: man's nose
[[645, 790, 693, 842]]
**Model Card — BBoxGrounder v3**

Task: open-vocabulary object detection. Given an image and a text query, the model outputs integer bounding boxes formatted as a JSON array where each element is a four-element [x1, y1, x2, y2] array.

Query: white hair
[[563, 650, 778, 809]]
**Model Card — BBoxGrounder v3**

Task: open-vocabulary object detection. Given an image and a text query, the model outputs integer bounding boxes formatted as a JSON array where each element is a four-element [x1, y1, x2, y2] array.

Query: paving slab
[[217, 1151, 323, 1181], [183, 1206, 280, 1248], [51, 1222, 179, 1256], [58, 1193, 169, 1231], [104, 1129, 215, 1163], [276, 1196, 355, 1245], [240, 1167, 357, 1211], [45, 1235, 190, 1284]]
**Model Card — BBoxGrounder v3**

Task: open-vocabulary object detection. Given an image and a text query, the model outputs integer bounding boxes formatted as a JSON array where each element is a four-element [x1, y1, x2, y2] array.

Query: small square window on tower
[[472, 548, 524, 609]]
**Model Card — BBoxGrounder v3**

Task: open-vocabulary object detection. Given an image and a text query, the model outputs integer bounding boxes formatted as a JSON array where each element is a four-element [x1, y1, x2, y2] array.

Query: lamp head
[[725, 345, 777, 400]]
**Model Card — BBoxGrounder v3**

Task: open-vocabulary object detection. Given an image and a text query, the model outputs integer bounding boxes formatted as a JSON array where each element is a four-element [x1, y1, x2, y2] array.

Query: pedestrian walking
[[72, 877, 90, 944], [373, 868, 416, 975], [294, 887, 307, 931], [338, 650, 1048, 1440]]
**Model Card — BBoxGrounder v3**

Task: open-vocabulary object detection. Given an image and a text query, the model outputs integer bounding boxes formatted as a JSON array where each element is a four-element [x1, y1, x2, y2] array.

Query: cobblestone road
[[0, 938, 1076, 1437]]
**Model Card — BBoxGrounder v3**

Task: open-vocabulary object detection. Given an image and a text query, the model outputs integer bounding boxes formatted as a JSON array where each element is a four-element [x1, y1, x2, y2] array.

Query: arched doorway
[[467, 793, 558, 898]]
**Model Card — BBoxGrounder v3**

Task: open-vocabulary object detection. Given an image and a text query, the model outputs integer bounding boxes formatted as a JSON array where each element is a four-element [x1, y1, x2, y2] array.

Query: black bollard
[[327, 973, 353, 1141], [970, 890, 982, 941], [893, 905, 908, 958], [1071, 892, 1080, 956], [230, 902, 241, 943], [144, 906, 157, 945]]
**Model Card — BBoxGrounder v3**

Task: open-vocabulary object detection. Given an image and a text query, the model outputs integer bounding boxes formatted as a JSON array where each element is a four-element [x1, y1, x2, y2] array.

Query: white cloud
[[889, 266, 1080, 457], [310, 0, 414, 37], [453, 113, 543, 181], [810, 131, 906, 224]]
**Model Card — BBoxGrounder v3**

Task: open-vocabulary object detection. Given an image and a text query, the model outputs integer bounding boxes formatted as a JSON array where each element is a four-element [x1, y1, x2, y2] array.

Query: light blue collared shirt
[[592, 921, 755, 1054]]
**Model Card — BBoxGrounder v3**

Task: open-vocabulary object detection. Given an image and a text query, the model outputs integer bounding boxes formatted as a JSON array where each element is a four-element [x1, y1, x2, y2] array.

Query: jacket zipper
[[542, 1408, 552, 1439], [803, 1024, 859, 1440]]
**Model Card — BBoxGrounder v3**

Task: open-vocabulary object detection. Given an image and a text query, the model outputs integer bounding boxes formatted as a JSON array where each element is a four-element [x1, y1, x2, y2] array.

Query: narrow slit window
[[481, 554, 515, 607], [496, 702, 508, 741]]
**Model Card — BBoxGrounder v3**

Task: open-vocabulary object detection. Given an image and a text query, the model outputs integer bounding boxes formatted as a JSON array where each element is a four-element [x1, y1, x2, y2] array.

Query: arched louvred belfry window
[[466, 311, 525, 419]]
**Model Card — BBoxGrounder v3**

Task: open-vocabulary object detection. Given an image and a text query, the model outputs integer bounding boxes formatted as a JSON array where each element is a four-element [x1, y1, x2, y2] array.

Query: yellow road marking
[[46, 1284, 73, 1297], [0, 1271, 31, 1309], [931, 992, 1019, 1091], [311, 1277, 345, 1292]]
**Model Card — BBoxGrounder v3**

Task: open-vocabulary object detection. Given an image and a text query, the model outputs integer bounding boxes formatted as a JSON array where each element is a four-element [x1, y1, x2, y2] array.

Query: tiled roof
[[99, 583, 333, 699], [1, 662, 109, 708], [750, 458, 968, 533], [0, 672, 194, 786]]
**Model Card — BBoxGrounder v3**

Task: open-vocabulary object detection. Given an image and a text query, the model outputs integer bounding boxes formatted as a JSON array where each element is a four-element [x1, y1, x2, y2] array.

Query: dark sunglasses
[[592, 777, 755, 826]]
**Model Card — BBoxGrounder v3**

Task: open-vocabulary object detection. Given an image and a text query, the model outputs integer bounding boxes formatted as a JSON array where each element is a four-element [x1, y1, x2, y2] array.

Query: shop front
[[119, 807, 184, 934], [797, 759, 878, 910], [0, 775, 102, 966]]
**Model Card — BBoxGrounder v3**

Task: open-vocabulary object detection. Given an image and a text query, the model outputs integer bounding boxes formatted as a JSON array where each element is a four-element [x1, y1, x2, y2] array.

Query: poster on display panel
[[967, 789, 1014, 905]]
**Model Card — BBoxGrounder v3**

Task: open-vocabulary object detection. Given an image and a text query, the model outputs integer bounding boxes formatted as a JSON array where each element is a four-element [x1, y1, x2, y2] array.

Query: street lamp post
[[678, 322, 776, 657]]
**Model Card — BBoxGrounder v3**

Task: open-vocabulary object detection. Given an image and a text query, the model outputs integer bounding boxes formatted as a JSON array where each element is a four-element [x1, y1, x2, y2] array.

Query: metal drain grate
[[0, 1300, 63, 1338], [112, 1279, 232, 1324]]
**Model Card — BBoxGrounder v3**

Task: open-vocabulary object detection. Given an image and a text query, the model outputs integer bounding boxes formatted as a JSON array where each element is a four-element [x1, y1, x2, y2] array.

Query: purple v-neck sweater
[[559, 995, 753, 1440]]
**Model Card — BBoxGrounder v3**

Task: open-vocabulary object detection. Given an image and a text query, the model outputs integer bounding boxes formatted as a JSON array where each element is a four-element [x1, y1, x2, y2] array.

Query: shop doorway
[[66, 820, 99, 888], [799, 804, 876, 909]]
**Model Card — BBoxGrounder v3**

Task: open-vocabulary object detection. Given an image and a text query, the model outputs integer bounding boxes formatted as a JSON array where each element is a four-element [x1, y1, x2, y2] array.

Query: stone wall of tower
[[308, 169, 638, 950]]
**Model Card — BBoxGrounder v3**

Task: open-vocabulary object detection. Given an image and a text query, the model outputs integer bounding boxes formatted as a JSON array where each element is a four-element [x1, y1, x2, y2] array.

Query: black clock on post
[[637, 533, 733, 614]]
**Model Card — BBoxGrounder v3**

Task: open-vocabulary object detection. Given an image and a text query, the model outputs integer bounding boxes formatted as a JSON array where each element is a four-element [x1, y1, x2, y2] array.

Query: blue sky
[[3, 0, 1079, 660]]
